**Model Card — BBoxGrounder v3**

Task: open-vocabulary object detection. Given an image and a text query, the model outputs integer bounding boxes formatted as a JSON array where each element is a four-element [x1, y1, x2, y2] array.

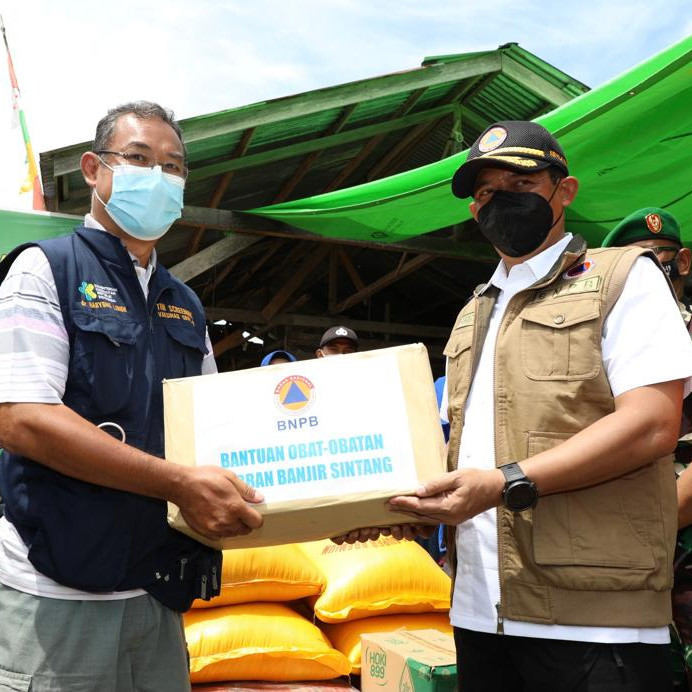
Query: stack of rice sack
[[297, 535, 453, 675], [184, 544, 351, 685]]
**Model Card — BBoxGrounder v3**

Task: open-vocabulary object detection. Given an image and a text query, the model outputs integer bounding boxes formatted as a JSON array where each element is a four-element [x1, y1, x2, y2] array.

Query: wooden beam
[[322, 88, 427, 193], [363, 79, 482, 182], [272, 105, 356, 203], [177, 206, 498, 263], [232, 240, 286, 292], [328, 248, 338, 311], [338, 248, 366, 292], [213, 245, 330, 357], [201, 255, 243, 299], [169, 233, 260, 282], [500, 56, 573, 107], [187, 103, 457, 182], [366, 117, 444, 181], [330, 253, 434, 314], [417, 266, 473, 302], [261, 245, 330, 320], [204, 307, 451, 339], [186, 127, 256, 258]]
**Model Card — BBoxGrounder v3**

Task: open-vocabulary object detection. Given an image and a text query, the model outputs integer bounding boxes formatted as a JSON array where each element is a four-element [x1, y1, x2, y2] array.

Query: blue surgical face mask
[[95, 161, 185, 241]]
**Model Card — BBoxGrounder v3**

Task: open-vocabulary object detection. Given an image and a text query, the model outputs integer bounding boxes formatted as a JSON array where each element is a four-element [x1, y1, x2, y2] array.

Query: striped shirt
[[0, 217, 216, 599]]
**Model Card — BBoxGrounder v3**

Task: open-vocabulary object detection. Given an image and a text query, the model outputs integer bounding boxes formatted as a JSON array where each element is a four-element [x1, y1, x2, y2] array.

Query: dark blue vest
[[0, 227, 221, 610]]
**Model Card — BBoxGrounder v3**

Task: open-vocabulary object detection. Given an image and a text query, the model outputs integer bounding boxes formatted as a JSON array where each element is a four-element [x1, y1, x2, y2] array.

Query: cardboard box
[[163, 343, 446, 549], [360, 629, 456, 692]]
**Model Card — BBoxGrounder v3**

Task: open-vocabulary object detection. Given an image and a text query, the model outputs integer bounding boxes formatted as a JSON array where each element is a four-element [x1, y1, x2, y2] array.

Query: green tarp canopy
[[250, 34, 692, 248], [2, 35, 691, 257], [0, 209, 79, 258]]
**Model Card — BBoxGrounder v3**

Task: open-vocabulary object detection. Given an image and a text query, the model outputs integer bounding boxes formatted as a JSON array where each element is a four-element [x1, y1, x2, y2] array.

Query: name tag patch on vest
[[456, 312, 475, 329], [535, 275, 601, 302], [157, 303, 196, 325], [77, 281, 128, 313]]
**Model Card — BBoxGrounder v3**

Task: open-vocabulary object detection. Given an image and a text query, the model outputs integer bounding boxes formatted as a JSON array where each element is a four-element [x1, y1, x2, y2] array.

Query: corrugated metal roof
[[36, 43, 589, 370], [41, 42, 587, 218]]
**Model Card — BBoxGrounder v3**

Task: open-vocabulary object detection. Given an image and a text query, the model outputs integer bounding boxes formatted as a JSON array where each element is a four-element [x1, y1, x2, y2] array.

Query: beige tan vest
[[444, 236, 677, 628]]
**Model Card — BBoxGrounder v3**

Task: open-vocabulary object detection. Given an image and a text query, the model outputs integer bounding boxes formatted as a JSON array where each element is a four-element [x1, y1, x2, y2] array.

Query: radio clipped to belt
[[147, 542, 222, 612]]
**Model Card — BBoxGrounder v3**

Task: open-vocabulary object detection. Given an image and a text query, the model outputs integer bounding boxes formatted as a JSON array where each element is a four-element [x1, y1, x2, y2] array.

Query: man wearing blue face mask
[[0, 102, 264, 691]]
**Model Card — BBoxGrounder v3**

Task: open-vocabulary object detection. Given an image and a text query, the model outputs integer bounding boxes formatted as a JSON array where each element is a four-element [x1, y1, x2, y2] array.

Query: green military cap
[[601, 207, 682, 247]]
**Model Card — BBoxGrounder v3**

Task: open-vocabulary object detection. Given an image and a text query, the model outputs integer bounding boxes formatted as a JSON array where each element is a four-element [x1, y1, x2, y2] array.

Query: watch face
[[506, 481, 537, 511]]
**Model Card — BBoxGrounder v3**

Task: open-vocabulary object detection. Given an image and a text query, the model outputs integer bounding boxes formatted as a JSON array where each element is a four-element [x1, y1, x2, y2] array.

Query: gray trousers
[[0, 582, 191, 692]]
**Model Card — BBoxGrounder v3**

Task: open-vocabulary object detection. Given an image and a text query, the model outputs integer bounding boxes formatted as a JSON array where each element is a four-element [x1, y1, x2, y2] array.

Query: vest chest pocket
[[519, 298, 601, 380], [443, 324, 474, 400], [70, 312, 140, 416], [162, 320, 208, 378]]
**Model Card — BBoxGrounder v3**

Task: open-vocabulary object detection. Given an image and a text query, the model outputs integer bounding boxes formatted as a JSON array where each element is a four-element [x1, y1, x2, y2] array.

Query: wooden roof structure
[[39, 43, 588, 373]]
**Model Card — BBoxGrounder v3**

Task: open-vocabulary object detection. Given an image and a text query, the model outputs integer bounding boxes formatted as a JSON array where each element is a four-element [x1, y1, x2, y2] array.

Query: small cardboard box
[[360, 629, 456, 692], [163, 343, 446, 549]]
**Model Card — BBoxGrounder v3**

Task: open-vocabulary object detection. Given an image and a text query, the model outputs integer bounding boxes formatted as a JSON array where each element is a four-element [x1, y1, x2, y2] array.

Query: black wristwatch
[[500, 462, 538, 512]]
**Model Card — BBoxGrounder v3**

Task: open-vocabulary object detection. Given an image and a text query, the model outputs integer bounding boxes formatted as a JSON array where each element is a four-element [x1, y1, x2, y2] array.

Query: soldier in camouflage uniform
[[603, 207, 692, 688]]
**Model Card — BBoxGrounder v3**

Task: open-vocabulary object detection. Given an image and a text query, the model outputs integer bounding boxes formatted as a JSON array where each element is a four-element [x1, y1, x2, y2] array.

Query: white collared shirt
[[448, 234, 692, 643]]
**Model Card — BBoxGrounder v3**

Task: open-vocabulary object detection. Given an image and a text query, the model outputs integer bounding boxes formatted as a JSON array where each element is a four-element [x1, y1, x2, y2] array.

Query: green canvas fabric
[[3, 36, 692, 256], [0, 209, 78, 258], [249, 34, 692, 248]]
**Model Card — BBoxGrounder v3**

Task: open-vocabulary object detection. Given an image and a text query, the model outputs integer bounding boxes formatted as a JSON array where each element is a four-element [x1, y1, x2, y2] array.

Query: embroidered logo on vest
[[563, 259, 596, 280], [78, 281, 97, 301], [77, 281, 128, 313]]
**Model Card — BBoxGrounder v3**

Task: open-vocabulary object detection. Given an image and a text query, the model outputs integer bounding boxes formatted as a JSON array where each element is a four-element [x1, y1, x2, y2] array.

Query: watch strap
[[500, 462, 526, 484]]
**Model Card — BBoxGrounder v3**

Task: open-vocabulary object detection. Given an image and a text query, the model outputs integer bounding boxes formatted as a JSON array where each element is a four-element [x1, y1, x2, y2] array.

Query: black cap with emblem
[[451, 120, 569, 199], [318, 325, 359, 349]]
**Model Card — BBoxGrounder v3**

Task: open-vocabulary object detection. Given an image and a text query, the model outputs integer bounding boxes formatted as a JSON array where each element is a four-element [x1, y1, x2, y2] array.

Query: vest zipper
[[493, 320, 504, 636], [484, 247, 584, 636], [211, 565, 219, 592], [495, 602, 504, 635], [200, 574, 208, 600], [179, 557, 188, 581]]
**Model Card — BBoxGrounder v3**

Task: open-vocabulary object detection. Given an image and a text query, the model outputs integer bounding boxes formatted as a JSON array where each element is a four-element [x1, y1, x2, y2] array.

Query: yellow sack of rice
[[298, 536, 451, 623], [185, 603, 351, 683], [191, 544, 325, 608]]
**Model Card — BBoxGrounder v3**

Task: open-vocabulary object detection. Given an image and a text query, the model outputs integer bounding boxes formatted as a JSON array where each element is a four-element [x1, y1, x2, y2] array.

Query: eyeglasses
[[648, 246, 679, 256], [96, 150, 188, 178]]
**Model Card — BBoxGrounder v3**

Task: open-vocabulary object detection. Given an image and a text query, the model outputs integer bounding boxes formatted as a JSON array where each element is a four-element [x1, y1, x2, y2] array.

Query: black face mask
[[476, 187, 562, 258], [661, 257, 681, 281]]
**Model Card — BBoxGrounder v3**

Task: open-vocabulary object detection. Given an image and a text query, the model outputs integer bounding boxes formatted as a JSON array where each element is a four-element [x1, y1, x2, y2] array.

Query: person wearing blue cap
[[260, 350, 297, 367]]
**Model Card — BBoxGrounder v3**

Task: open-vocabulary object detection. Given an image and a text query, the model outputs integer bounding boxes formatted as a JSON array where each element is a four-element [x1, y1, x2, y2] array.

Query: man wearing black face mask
[[383, 121, 692, 690]]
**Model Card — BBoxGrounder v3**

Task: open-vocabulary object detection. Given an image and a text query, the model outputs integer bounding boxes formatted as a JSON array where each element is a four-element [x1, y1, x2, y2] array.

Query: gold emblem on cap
[[478, 126, 508, 153], [645, 213, 662, 234]]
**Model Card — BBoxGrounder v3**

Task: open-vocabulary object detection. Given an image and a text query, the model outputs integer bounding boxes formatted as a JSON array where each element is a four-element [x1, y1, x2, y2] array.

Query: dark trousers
[[454, 627, 673, 692]]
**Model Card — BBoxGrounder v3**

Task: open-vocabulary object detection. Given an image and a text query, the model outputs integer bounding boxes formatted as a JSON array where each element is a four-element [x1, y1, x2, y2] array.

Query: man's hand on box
[[330, 523, 435, 545], [386, 468, 504, 525], [174, 466, 264, 540]]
